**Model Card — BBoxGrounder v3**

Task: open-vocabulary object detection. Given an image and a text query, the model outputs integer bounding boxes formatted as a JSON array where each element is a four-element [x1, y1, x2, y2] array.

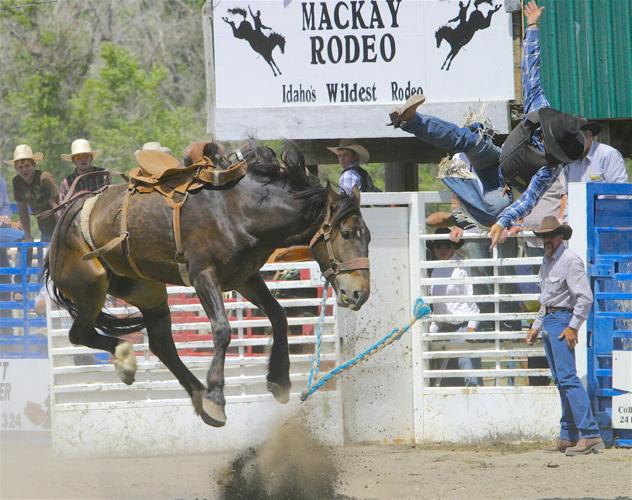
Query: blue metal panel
[[0, 242, 49, 359], [586, 183, 632, 448]]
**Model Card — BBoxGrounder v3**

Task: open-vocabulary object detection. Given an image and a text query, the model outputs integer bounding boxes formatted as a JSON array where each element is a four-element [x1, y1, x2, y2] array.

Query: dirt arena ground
[[1, 434, 631, 500]]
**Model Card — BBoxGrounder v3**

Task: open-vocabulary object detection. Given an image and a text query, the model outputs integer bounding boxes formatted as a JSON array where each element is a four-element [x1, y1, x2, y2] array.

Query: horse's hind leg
[[237, 273, 290, 403], [65, 276, 138, 385], [108, 276, 217, 426], [50, 227, 136, 383], [266, 58, 279, 76]]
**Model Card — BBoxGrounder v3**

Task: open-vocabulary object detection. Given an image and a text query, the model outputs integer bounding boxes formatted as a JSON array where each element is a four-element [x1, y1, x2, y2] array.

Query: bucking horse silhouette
[[223, 6, 286, 77], [435, 0, 501, 70]]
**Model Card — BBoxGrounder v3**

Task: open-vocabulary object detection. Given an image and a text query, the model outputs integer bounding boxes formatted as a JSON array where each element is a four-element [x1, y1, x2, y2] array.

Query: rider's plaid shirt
[[497, 27, 564, 229], [59, 166, 111, 202]]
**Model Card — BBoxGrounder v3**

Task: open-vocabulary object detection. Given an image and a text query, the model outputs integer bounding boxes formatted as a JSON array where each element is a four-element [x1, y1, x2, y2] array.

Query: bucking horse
[[44, 141, 371, 427]]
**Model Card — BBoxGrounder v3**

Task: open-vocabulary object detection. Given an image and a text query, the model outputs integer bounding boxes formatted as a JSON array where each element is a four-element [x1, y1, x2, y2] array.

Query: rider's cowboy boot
[[388, 93, 426, 128], [543, 438, 576, 453], [564, 437, 605, 456]]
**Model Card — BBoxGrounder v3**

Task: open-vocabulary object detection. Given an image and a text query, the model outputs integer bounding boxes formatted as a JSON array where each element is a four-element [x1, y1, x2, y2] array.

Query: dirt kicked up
[[1, 430, 631, 499]]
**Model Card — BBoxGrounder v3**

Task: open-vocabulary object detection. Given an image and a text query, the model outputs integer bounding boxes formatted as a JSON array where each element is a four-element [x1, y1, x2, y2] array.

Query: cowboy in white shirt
[[565, 121, 628, 184], [428, 228, 481, 387]]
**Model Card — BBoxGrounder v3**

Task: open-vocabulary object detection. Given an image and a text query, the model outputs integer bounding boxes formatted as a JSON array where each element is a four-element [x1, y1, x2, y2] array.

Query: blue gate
[[586, 183, 632, 448], [0, 242, 47, 358]]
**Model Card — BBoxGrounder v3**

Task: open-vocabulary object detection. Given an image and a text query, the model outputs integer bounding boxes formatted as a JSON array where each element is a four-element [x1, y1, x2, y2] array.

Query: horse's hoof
[[113, 342, 137, 385], [267, 381, 291, 404], [202, 398, 227, 427]]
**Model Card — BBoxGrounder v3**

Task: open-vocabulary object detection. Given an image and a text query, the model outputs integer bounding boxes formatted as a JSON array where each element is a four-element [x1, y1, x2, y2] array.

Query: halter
[[308, 202, 370, 280]]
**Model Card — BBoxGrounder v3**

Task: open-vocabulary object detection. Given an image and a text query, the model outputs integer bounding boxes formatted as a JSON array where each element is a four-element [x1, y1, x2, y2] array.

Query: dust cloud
[[217, 416, 338, 500]]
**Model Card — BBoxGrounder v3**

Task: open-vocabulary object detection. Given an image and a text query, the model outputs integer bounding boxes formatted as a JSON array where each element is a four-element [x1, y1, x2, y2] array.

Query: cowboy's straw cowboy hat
[[141, 141, 172, 154], [327, 139, 370, 163], [61, 139, 102, 161], [4, 144, 44, 165], [134, 141, 173, 159], [533, 216, 573, 240]]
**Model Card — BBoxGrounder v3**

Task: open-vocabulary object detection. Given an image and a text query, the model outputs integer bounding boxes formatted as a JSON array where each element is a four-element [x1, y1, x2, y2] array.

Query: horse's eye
[[341, 230, 352, 240]]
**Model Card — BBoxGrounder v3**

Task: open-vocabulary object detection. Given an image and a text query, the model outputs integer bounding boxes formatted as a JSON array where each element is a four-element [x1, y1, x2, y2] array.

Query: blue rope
[[304, 281, 329, 391], [300, 297, 431, 401]]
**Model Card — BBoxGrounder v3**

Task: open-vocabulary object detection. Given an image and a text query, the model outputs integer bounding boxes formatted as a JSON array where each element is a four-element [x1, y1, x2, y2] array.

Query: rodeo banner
[[212, 0, 513, 109]]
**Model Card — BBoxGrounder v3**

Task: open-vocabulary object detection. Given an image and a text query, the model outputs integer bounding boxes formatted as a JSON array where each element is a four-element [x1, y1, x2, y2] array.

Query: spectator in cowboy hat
[[134, 141, 173, 160], [5, 144, 59, 242], [327, 140, 380, 194], [525, 216, 603, 455], [59, 139, 111, 203], [563, 119, 628, 184]]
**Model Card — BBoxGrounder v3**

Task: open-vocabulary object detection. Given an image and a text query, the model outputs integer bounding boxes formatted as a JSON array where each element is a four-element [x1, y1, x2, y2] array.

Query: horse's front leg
[[237, 273, 290, 403], [193, 267, 231, 426]]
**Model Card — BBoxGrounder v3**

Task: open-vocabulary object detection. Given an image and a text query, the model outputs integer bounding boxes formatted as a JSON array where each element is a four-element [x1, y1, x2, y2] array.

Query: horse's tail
[[42, 249, 147, 338]]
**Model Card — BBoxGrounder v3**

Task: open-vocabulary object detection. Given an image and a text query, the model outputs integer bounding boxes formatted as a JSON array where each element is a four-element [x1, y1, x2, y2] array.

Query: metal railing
[[0, 242, 48, 358], [419, 231, 547, 388], [47, 261, 338, 409]]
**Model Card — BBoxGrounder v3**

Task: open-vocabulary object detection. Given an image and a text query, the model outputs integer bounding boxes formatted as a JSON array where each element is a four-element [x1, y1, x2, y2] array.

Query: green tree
[[68, 43, 202, 172]]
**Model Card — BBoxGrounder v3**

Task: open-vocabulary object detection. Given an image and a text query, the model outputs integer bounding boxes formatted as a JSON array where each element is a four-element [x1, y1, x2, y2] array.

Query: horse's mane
[[241, 139, 360, 228], [436, 25, 451, 36], [228, 7, 246, 17], [269, 32, 285, 42], [240, 139, 312, 190]]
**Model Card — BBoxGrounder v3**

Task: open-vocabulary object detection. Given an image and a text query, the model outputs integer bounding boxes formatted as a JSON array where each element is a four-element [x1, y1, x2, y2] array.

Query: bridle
[[308, 202, 370, 280]]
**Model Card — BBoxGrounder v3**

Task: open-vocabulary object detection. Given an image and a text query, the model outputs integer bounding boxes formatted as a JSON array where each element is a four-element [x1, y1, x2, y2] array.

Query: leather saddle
[[128, 149, 247, 198]]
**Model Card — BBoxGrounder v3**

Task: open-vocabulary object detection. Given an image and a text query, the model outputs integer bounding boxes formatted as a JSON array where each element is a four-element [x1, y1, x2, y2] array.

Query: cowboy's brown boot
[[565, 437, 604, 456], [543, 438, 576, 453], [388, 93, 426, 128]]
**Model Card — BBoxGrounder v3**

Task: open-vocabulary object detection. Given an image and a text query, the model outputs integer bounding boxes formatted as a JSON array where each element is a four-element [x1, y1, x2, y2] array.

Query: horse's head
[[310, 186, 371, 311], [270, 32, 286, 54], [435, 26, 447, 48]]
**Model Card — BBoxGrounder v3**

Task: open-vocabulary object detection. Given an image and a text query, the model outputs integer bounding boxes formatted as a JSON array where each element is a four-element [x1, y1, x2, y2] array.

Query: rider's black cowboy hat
[[427, 227, 465, 252], [533, 216, 573, 241], [539, 108, 586, 164]]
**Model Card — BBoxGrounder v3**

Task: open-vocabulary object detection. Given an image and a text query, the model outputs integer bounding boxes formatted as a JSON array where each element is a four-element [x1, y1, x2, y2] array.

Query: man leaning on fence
[[6, 144, 59, 243], [59, 139, 111, 203], [526, 216, 603, 456]]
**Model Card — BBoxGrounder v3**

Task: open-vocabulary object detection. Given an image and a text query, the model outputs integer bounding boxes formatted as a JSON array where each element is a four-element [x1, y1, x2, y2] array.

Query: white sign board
[[613, 350, 632, 393], [208, 0, 514, 139], [612, 393, 632, 430], [0, 359, 50, 432]]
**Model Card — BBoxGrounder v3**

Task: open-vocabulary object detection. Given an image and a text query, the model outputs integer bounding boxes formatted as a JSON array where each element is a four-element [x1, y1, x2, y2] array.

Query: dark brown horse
[[44, 141, 371, 427]]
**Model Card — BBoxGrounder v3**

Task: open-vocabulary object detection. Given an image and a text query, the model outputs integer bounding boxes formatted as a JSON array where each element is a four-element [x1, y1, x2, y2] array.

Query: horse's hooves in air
[[113, 342, 137, 385], [202, 398, 227, 427], [267, 380, 291, 404]]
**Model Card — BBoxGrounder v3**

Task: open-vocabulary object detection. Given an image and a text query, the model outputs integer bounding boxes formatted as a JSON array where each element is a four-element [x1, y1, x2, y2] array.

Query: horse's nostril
[[340, 288, 347, 297], [353, 290, 360, 300]]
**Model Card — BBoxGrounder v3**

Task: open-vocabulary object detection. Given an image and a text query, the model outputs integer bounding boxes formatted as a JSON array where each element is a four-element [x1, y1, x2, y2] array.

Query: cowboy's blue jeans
[[542, 310, 601, 441], [402, 114, 511, 226]]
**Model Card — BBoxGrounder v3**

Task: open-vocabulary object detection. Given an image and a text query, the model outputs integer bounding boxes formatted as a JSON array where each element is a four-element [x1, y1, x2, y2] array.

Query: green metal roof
[[538, 0, 632, 120]]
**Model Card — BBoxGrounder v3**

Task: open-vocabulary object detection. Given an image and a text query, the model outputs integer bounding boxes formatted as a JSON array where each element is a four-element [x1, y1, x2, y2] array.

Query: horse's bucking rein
[[80, 150, 247, 286]]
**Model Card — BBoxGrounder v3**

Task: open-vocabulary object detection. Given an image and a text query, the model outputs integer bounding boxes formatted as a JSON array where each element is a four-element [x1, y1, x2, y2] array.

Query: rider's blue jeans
[[542, 310, 601, 441], [402, 113, 512, 227]]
